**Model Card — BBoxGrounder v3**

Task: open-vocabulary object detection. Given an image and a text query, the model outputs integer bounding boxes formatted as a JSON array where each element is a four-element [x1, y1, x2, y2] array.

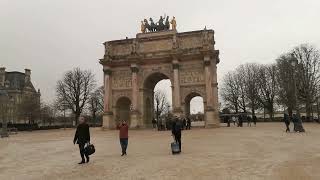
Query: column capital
[[172, 63, 179, 69], [131, 66, 139, 73], [204, 60, 211, 66], [103, 69, 112, 75]]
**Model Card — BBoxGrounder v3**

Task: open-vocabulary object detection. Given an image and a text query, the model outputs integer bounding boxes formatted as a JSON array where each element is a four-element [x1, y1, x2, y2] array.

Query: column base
[[205, 109, 220, 128], [172, 107, 183, 117], [102, 112, 115, 130]]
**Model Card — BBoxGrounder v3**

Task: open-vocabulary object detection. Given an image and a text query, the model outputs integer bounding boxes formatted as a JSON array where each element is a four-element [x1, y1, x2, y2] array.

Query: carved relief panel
[[112, 69, 132, 89], [179, 62, 204, 85]]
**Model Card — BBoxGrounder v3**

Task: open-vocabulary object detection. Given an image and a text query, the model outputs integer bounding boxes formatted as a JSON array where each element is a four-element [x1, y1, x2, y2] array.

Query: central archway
[[115, 97, 132, 125], [142, 72, 172, 127]]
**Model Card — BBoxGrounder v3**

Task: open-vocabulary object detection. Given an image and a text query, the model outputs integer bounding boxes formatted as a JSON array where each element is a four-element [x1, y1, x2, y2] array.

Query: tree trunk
[[74, 113, 80, 126]]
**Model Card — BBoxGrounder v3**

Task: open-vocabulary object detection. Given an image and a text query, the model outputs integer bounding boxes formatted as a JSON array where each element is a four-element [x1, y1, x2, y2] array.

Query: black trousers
[[78, 143, 89, 161], [285, 122, 290, 132], [174, 133, 182, 152]]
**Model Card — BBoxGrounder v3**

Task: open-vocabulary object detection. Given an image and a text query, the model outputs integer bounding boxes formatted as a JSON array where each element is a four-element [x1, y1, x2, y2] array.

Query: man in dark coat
[[284, 113, 290, 132], [293, 114, 305, 133], [182, 118, 187, 130], [73, 117, 90, 164], [186, 116, 191, 130], [172, 117, 182, 152], [117, 120, 129, 156], [252, 115, 257, 126]]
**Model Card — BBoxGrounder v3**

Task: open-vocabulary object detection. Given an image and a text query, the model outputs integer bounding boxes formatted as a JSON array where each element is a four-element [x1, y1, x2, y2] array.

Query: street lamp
[[290, 54, 299, 116], [61, 101, 69, 130]]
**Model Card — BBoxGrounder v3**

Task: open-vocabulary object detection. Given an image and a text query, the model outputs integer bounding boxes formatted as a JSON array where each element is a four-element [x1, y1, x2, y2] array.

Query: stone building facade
[[0, 67, 41, 123], [100, 29, 220, 129]]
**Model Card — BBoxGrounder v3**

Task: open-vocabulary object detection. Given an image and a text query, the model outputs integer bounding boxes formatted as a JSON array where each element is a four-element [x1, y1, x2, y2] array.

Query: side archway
[[184, 92, 204, 116]]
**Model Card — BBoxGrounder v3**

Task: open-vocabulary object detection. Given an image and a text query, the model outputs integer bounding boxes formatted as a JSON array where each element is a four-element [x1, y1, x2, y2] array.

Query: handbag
[[84, 143, 95, 155]]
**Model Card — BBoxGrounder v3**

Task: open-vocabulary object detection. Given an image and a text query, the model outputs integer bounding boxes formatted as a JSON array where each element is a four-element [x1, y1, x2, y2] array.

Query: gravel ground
[[1, 123, 320, 180]]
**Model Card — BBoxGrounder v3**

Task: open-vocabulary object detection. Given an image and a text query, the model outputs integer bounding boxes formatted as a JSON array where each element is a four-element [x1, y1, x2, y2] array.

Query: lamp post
[[61, 101, 69, 130], [290, 54, 299, 117], [317, 96, 320, 122]]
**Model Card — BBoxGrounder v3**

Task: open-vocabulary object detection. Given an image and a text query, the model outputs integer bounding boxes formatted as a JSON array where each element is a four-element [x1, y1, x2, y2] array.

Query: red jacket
[[117, 123, 129, 139]]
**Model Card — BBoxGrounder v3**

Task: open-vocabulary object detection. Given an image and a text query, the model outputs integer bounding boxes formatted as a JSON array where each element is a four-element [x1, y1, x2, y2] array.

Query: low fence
[[0, 123, 102, 131]]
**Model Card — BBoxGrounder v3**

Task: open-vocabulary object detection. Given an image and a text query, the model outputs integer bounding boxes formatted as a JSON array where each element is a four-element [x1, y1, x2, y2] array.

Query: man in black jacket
[[73, 117, 90, 164], [172, 117, 182, 152]]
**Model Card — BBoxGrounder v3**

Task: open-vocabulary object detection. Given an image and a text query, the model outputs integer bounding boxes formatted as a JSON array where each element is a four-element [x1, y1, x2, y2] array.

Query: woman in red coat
[[117, 120, 129, 156]]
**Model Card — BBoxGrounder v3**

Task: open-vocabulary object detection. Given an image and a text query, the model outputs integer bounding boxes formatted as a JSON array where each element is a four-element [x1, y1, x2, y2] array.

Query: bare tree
[[292, 44, 320, 118], [276, 54, 296, 116], [154, 89, 169, 121], [243, 63, 260, 117], [56, 68, 96, 125], [220, 72, 240, 113], [235, 67, 247, 113], [89, 86, 104, 124], [256, 64, 278, 120]]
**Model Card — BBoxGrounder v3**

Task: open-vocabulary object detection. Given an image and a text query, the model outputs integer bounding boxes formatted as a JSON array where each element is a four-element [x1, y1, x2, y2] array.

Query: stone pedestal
[[205, 109, 220, 128], [102, 112, 114, 130], [130, 111, 141, 128]]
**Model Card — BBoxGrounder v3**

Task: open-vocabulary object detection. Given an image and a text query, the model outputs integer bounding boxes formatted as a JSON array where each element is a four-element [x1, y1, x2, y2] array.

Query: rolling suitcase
[[171, 141, 180, 154]]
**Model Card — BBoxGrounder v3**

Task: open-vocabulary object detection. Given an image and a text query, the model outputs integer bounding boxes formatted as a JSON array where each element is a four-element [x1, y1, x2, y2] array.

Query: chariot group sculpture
[[141, 15, 176, 33]]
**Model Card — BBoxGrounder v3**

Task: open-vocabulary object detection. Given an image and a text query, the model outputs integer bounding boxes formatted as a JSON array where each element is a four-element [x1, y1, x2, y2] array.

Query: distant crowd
[[152, 115, 192, 131], [222, 114, 257, 127]]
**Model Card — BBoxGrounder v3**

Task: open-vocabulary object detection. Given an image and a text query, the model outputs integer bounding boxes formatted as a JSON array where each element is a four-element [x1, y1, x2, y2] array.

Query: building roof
[[5, 71, 36, 92]]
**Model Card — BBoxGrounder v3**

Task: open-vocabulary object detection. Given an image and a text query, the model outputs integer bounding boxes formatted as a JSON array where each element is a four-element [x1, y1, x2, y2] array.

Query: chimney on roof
[[25, 68, 31, 83], [0, 67, 5, 87]]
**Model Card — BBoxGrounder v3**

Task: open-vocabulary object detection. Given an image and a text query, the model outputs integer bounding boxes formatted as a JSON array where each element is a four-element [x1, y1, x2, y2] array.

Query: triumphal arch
[[100, 17, 220, 129]]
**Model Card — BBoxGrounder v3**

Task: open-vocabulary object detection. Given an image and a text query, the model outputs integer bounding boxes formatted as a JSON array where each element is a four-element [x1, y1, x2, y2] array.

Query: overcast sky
[[1, 0, 320, 112]]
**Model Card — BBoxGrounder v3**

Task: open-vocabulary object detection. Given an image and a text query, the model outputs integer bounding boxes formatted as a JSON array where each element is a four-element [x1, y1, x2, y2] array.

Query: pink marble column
[[172, 59, 182, 116], [130, 64, 140, 128], [103, 67, 112, 112], [130, 64, 139, 112], [204, 55, 214, 109]]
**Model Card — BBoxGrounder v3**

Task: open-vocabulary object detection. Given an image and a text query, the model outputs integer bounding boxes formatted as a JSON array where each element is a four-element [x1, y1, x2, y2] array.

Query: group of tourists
[[224, 114, 257, 127], [73, 116, 183, 164], [153, 116, 192, 131], [283, 113, 305, 133]]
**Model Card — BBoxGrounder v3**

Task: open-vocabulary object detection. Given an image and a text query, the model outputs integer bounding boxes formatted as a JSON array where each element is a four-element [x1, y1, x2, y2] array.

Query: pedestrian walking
[[172, 117, 182, 152], [186, 116, 191, 130], [284, 113, 290, 132], [117, 120, 129, 156], [152, 118, 157, 129], [247, 116, 252, 127], [73, 116, 90, 164], [182, 118, 187, 130], [232, 116, 236, 126], [252, 115, 257, 126]]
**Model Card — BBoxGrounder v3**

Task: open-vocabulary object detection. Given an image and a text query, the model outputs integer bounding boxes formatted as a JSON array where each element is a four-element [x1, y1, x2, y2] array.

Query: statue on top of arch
[[141, 15, 177, 33]]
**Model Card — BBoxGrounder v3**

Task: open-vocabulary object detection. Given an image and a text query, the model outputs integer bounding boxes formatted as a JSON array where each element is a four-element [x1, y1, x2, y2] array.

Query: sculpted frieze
[[112, 70, 132, 89]]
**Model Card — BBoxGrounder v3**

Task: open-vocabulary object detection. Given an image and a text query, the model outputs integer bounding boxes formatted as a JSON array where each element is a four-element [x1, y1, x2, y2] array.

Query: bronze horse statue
[[144, 18, 157, 32], [144, 16, 171, 32]]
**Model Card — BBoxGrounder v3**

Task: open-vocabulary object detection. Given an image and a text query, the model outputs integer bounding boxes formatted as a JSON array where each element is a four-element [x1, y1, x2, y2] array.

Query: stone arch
[[184, 92, 205, 117], [141, 72, 172, 127], [141, 70, 173, 89], [114, 96, 132, 125]]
